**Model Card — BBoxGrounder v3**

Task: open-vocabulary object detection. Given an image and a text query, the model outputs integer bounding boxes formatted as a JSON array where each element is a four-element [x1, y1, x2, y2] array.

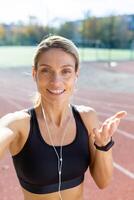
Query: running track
[[0, 64, 134, 200]]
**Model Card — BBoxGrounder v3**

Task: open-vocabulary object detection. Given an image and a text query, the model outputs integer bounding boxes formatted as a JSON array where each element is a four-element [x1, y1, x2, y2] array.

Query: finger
[[112, 111, 127, 120], [104, 111, 127, 124], [101, 119, 117, 138], [102, 123, 108, 134], [96, 124, 111, 146], [109, 118, 120, 136], [101, 123, 112, 141]]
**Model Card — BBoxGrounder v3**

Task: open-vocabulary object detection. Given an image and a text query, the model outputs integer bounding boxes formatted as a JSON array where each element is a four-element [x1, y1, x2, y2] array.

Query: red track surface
[[0, 63, 134, 200]]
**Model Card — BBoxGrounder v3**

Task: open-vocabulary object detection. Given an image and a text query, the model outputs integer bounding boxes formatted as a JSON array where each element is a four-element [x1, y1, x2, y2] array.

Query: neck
[[39, 100, 71, 127]]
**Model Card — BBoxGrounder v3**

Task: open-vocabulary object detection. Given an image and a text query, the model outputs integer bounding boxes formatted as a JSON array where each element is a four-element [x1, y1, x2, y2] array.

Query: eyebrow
[[38, 63, 75, 68]]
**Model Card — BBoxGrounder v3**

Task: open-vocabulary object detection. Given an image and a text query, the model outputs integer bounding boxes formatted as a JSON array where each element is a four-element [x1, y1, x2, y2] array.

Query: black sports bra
[[12, 105, 91, 194]]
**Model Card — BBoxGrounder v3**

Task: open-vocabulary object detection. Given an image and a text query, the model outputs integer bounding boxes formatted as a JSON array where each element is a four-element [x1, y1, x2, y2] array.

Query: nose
[[50, 73, 62, 84]]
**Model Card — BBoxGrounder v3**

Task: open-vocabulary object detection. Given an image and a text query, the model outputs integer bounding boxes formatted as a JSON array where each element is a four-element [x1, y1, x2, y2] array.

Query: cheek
[[67, 79, 76, 91], [35, 77, 46, 92], [36, 73, 48, 85]]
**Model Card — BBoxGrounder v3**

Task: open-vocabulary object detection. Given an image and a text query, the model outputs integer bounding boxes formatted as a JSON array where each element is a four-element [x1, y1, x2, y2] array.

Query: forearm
[[86, 108, 126, 189], [90, 148, 113, 189]]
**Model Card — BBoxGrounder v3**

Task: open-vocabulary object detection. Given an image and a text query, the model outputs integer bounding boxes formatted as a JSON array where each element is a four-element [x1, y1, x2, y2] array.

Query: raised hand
[[93, 111, 127, 147]]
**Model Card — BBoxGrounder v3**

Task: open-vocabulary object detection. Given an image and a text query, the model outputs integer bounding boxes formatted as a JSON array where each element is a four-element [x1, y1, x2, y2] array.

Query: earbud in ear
[[75, 77, 77, 83]]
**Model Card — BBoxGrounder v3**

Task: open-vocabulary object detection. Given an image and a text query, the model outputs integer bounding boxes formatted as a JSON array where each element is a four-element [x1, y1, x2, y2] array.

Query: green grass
[[79, 48, 134, 61], [0, 46, 134, 68], [0, 46, 36, 68]]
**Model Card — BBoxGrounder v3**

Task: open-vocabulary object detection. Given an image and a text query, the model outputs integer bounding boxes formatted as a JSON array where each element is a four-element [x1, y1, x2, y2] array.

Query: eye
[[41, 68, 49, 73], [62, 69, 72, 74], [40, 68, 53, 75]]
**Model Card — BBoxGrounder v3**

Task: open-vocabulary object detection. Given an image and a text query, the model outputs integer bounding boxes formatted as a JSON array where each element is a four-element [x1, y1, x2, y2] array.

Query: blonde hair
[[32, 35, 80, 106]]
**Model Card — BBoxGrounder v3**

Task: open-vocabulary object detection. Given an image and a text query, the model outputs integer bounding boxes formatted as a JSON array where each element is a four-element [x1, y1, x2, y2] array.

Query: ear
[[32, 66, 37, 82], [75, 75, 78, 83], [76, 67, 79, 77], [76, 70, 79, 80]]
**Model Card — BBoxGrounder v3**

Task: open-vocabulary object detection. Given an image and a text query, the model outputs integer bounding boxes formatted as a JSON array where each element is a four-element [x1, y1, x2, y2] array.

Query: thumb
[[93, 128, 100, 138]]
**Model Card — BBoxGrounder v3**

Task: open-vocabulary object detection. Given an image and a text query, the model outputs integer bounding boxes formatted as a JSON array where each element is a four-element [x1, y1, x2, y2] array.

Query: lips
[[47, 89, 65, 95]]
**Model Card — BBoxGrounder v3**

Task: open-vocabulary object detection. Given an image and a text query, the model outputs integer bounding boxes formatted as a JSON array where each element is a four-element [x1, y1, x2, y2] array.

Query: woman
[[0, 35, 127, 200]]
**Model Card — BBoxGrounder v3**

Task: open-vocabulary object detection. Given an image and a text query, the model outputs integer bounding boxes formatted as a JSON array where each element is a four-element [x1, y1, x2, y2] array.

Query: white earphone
[[75, 77, 77, 82]]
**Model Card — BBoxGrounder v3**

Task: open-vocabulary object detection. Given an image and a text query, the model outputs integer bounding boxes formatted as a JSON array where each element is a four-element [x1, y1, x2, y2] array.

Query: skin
[[0, 48, 127, 200]]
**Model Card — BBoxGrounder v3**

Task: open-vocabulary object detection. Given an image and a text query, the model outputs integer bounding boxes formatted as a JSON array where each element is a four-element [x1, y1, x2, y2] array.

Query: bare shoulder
[[74, 104, 97, 120], [0, 109, 30, 130], [74, 104, 95, 114], [74, 105, 99, 135]]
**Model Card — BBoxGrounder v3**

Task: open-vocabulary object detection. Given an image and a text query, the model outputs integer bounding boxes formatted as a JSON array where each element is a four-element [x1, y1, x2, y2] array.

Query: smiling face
[[32, 48, 79, 105]]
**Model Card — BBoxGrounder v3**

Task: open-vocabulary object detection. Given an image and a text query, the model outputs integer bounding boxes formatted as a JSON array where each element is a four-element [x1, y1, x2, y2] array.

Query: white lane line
[[114, 162, 134, 179], [6, 99, 24, 109], [92, 104, 134, 120], [74, 97, 134, 140], [74, 96, 134, 119], [117, 129, 134, 140], [99, 120, 134, 140], [74, 96, 134, 121], [1, 97, 24, 110], [0, 92, 33, 102], [75, 95, 134, 110], [98, 111, 134, 122], [77, 93, 134, 108]]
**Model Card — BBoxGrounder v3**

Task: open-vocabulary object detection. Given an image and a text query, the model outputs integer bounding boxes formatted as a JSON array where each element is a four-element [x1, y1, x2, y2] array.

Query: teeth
[[48, 89, 64, 94]]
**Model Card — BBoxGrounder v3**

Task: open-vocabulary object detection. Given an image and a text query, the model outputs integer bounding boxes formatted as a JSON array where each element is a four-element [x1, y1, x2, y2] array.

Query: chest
[[12, 120, 90, 186], [38, 116, 76, 146]]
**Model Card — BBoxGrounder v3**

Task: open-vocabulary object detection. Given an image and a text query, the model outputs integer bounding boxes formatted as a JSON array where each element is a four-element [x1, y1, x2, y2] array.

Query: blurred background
[[0, 1, 134, 200], [0, 0, 134, 67]]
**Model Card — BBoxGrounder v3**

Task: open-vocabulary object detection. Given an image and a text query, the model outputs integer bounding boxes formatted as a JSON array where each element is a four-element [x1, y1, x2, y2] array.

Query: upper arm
[[0, 127, 16, 158], [0, 111, 29, 158]]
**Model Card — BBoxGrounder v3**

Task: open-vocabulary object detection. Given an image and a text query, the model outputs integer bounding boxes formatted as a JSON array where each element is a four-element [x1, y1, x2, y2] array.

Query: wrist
[[94, 137, 111, 147], [94, 138, 114, 151]]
